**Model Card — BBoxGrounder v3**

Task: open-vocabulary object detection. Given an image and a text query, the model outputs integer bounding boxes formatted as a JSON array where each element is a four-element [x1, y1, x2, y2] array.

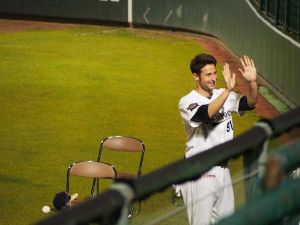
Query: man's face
[[195, 64, 217, 92]]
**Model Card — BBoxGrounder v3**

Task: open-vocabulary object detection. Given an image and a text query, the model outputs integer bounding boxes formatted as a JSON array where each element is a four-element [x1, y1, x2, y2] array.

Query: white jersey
[[179, 89, 243, 158]]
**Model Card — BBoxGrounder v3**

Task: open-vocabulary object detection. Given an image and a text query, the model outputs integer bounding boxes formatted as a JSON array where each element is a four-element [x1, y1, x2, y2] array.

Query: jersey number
[[227, 121, 233, 132]]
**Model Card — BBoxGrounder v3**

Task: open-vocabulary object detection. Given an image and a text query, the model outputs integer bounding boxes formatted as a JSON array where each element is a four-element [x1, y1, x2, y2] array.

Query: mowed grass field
[[0, 24, 258, 225]]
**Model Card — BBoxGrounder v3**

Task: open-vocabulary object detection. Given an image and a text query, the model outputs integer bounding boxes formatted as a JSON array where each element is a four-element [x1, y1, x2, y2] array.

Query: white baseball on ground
[[42, 205, 51, 213]]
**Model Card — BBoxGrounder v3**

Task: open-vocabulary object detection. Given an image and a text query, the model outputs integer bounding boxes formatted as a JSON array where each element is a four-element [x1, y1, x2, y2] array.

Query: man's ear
[[193, 73, 200, 81]]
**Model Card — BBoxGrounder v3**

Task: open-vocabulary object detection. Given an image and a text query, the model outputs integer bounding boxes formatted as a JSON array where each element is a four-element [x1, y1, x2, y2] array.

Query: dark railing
[[215, 139, 300, 225]]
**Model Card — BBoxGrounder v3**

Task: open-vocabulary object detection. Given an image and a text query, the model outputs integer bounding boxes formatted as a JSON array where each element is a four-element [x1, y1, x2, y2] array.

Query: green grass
[[0, 25, 260, 225]]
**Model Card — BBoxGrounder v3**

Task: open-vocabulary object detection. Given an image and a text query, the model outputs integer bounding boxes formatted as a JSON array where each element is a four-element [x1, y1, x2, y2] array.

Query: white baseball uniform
[[178, 88, 244, 225]]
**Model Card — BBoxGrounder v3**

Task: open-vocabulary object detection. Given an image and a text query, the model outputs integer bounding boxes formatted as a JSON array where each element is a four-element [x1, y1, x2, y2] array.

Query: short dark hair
[[190, 53, 217, 74]]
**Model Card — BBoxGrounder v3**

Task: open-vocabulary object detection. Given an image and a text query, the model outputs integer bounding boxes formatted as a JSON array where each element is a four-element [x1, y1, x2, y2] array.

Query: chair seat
[[116, 171, 137, 179], [65, 161, 117, 206]]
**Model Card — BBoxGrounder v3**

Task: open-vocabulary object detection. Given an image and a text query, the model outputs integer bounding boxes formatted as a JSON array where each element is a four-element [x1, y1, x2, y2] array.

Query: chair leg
[[172, 185, 182, 206], [128, 203, 133, 219], [128, 201, 141, 218]]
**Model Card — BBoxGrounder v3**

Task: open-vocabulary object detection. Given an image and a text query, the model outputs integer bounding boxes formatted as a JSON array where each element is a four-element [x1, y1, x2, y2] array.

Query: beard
[[200, 81, 215, 94]]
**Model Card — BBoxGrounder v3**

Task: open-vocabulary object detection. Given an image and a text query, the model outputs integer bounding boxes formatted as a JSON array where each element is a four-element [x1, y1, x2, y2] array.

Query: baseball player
[[178, 53, 258, 225]]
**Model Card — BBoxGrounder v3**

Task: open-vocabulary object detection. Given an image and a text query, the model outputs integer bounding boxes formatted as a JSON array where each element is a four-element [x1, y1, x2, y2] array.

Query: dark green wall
[[0, 0, 299, 106], [0, 0, 127, 22], [134, 0, 300, 106]]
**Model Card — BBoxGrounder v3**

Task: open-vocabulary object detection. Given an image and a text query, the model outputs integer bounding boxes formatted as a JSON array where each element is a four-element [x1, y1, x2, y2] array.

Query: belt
[[216, 161, 228, 168]]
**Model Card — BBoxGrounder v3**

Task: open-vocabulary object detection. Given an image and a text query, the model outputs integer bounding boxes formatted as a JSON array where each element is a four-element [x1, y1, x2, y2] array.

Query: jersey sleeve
[[228, 92, 245, 115], [238, 96, 255, 111], [179, 96, 203, 128], [191, 105, 212, 123]]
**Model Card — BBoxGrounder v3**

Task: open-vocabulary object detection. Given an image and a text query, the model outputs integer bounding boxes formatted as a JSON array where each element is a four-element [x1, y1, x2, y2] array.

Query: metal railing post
[[243, 121, 273, 202], [111, 183, 135, 225]]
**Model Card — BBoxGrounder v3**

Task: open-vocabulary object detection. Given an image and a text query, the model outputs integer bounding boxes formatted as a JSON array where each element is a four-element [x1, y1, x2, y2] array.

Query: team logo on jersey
[[187, 103, 199, 111], [213, 110, 232, 122]]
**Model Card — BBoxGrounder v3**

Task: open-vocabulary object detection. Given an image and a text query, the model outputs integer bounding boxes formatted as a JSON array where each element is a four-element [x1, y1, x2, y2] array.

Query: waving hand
[[238, 55, 257, 82]]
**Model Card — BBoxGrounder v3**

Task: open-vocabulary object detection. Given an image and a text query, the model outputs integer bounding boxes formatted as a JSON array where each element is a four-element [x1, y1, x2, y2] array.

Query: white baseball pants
[[180, 166, 234, 225]]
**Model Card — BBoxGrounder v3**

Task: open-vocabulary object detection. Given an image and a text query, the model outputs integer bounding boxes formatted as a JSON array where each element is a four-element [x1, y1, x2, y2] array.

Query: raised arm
[[238, 55, 258, 108], [207, 63, 235, 118]]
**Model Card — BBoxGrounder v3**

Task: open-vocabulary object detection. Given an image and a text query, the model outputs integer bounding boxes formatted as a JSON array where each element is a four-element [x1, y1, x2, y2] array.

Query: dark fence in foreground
[[34, 108, 300, 225], [216, 139, 300, 225], [216, 179, 300, 225]]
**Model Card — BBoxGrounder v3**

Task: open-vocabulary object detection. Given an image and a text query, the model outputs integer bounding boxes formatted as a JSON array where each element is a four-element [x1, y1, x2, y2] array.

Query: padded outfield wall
[[0, 0, 299, 106], [0, 0, 128, 23]]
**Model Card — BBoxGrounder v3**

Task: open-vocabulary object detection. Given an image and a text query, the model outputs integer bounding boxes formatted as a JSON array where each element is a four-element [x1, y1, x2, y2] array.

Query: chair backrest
[[98, 136, 145, 178], [66, 161, 116, 196]]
